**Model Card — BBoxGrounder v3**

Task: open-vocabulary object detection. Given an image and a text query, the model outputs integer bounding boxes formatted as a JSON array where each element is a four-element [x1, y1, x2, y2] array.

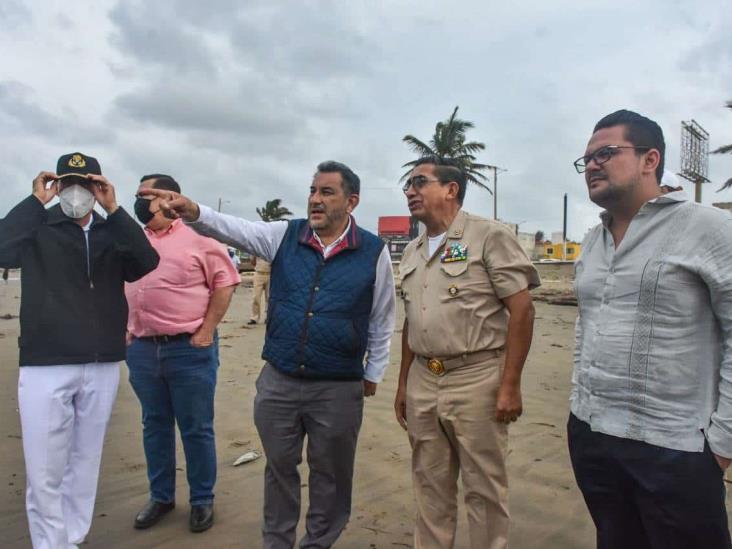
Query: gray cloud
[[108, 2, 218, 75], [0, 0, 31, 30], [0, 81, 113, 147], [2, 0, 731, 240]]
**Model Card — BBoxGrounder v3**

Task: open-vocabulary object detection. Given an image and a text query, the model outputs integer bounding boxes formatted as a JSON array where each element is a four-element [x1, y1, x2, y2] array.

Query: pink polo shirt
[[125, 219, 240, 337]]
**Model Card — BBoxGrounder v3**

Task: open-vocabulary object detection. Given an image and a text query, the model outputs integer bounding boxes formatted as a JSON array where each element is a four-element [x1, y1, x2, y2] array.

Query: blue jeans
[[126, 335, 219, 505]]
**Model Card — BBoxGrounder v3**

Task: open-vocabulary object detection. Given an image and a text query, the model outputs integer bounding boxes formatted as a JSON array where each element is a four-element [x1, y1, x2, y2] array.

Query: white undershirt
[[428, 232, 446, 257], [189, 205, 397, 383]]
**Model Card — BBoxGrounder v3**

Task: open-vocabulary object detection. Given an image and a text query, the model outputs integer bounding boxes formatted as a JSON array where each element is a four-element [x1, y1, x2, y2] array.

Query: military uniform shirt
[[400, 210, 540, 358]]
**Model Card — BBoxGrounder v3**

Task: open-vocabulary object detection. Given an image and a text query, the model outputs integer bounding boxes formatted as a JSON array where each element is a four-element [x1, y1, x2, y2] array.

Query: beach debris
[[233, 450, 261, 466], [228, 439, 250, 448]]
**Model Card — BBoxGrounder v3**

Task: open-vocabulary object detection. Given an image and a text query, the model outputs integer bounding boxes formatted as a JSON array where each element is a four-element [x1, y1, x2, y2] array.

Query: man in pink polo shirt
[[125, 174, 240, 534]]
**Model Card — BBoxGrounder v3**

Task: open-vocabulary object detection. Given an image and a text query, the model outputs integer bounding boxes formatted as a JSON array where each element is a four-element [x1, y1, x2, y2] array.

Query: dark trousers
[[126, 336, 219, 505], [568, 413, 731, 549], [254, 363, 364, 549]]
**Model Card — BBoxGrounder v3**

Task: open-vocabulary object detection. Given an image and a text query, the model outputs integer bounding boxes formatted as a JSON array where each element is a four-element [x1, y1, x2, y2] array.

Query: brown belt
[[415, 348, 504, 377]]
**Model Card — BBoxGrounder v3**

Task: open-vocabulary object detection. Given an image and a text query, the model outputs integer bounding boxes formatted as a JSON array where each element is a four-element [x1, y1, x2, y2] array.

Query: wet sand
[[0, 278, 612, 547]]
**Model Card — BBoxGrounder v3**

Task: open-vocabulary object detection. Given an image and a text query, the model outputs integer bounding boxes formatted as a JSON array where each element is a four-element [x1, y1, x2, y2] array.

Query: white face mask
[[59, 184, 95, 219]]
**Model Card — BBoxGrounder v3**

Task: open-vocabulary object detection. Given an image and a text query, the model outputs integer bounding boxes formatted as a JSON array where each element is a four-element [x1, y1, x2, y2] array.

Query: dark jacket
[[0, 195, 159, 366], [262, 218, 384, 380]]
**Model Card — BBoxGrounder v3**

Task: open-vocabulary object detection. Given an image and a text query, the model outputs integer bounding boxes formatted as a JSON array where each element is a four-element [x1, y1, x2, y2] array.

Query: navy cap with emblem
[[56, 152, 102, 178]]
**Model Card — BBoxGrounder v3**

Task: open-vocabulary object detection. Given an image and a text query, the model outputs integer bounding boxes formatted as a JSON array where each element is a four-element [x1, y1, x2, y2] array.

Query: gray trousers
[[254, 363, 364, 549]]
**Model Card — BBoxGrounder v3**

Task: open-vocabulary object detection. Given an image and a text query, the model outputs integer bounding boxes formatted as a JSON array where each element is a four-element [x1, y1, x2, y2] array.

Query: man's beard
[[308, 205, 347, 231], [589, 175, 639, 209]]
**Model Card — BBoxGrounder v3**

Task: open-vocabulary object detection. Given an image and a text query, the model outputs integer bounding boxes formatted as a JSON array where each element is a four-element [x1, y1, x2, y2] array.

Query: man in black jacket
[[0, 153, 159, 549]]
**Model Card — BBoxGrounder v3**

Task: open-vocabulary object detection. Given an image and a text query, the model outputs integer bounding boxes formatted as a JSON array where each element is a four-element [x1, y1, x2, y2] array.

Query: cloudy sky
[[1, 0, 730, 240]]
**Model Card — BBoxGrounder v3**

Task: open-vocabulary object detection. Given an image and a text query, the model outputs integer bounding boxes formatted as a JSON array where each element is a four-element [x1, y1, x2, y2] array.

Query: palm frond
[[712, 144, 732, 155], [460, 141, 486, 154], [402, 135, 435, 157], [465, 169, 489, 182], [402, 105, 492, 192], [717, 178, 732, 192], [465, 172, 492, 193], [257, 199, 293, 221]]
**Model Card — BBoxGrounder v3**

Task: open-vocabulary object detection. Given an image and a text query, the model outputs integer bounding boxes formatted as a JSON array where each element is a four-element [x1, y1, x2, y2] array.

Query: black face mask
[[134, 197, 156, 225]]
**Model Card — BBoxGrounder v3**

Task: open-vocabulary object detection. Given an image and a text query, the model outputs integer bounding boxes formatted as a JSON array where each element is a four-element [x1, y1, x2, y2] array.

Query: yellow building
[[542, 241, 581, 261]]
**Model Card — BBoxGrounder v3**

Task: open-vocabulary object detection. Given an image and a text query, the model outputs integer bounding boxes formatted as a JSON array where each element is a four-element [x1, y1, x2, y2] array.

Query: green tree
[[714, 100, 732, 192], [401, 106, 492, 193], [256, 199, 293, 221]]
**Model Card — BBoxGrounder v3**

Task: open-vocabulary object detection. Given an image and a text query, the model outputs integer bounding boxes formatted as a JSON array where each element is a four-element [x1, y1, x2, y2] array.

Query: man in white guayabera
[[569, 110, 732, 549]]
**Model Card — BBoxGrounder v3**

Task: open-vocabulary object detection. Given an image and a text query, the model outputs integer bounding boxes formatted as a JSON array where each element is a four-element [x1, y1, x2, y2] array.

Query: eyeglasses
[[402, 175, 442, 193], [573, 145, 650, 173]]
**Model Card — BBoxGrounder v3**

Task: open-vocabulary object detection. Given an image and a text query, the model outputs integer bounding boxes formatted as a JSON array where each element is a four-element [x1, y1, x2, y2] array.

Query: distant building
[[516, 232, 537, 259], [542, 240, 581, 261], [378, 216, 419, 262]]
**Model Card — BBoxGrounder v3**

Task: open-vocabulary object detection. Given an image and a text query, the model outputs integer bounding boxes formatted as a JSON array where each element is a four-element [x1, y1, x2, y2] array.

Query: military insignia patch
[[68, 154, 86, 168], [448, 285, 459, 296], [440, 243, 467, 263]]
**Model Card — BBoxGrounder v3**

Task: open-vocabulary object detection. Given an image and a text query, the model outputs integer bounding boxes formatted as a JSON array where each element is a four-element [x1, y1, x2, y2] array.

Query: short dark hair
[[140, 173, 181, 193], [412, 156, 467, 204], [593, 110, 665, 182], [316, 161, 360, 195]]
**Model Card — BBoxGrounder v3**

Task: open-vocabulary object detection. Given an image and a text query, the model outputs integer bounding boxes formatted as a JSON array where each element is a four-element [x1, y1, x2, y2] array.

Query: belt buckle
[[427, 358, 446, 377]]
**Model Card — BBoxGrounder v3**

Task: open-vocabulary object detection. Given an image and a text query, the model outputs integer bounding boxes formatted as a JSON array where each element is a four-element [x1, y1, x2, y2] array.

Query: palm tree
[[256, 199, 293, 221], [714, 100, 732, 192], [401, 106, 492, 193]]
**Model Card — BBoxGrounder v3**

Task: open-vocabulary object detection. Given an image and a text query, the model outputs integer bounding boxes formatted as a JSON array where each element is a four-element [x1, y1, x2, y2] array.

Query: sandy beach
[[0, 275, 708, 548]]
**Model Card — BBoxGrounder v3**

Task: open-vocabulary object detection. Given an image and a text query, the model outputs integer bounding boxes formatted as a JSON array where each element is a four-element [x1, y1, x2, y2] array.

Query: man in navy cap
[[0, 153, 159, 549]]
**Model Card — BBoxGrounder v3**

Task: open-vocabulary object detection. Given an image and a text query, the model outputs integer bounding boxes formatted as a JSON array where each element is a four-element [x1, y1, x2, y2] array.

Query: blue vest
[[262, 218, 384, 380]]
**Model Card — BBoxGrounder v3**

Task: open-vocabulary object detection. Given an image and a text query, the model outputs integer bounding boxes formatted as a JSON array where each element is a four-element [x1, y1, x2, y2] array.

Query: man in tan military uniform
[[394, 157, 540, 549], [248, 256, 271, 325]]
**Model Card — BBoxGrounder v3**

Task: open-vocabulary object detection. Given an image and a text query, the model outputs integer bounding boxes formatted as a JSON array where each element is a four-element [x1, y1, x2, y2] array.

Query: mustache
[[587, 171, 607, 182]]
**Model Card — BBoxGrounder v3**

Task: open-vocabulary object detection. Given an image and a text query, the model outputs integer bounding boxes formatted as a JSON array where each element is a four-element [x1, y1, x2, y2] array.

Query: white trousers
[[18, 363, 120, 549]]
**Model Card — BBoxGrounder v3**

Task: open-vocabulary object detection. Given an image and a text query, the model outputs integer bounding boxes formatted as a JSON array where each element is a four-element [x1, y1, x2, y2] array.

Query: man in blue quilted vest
[[140, 161, 396, 548]]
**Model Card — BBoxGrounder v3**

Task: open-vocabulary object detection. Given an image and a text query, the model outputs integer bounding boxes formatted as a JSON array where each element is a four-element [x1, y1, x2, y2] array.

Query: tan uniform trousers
[[250, 272, 270, 322], [406, 353, 509, 549]]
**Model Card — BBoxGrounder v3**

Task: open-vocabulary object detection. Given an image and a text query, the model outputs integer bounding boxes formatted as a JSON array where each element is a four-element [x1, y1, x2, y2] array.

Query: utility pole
[[562, 193, 568, 261], [486, 164, 507, 220], [217, 198, 230, 212]]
